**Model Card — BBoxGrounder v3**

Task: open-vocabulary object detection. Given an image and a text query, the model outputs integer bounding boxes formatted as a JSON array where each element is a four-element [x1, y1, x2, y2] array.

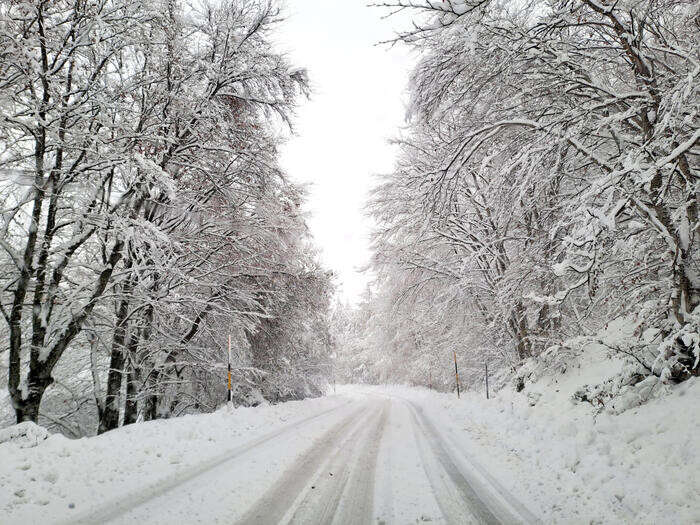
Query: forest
[[1, 0, 698, 439], [0, 2, 697, 523], [334, 0, 699, 396], [0, 0, 333, 436]]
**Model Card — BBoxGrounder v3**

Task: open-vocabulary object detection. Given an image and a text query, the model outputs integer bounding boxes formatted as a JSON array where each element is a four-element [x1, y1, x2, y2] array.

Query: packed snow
[[0, 396, 348, 523], [1, 346, 697, 524]]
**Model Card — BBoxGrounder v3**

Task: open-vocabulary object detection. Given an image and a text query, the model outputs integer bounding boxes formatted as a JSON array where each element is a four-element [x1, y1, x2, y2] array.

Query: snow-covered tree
[[0, 0, 334, 435], [359, 0, 698, 387]]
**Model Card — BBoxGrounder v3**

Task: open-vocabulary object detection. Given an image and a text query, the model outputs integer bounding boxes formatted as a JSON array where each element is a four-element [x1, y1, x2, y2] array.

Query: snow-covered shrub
[[0, 422, 49, 448], [572, 367, 668, 415]]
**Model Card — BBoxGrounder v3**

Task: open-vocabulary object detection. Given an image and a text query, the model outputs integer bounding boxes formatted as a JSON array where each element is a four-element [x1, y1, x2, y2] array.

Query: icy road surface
[[63, 392, 538, 525]]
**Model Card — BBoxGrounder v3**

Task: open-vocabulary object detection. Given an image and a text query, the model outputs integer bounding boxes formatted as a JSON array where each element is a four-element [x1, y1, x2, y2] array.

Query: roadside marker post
[[453, 351, 460, 399], [485, 362, 490, 400], [227, 334, 232, 403]]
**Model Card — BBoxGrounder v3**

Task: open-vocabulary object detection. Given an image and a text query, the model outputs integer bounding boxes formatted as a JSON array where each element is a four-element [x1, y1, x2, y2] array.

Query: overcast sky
[[274, 0, 413, 302]]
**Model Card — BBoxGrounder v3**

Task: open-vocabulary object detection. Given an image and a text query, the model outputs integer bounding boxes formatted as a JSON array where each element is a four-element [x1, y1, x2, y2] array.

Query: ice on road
[[59, 391, 537, 525]]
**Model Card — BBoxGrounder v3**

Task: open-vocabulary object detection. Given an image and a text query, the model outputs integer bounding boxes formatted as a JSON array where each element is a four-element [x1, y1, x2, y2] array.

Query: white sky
[[275, 0, 413, 302]]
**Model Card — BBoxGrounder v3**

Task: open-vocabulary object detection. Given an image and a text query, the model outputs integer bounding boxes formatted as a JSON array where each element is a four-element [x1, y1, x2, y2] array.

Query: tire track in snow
[[239, 400, 388, 525], [409, 403, 491, 524], [407, 400, 539, 525], [64, 400, 354, 525], [290, 400, 388, 525], [333, 400, 388, 524], [373, 399, 445, 524], [237, 402, 375, 524]]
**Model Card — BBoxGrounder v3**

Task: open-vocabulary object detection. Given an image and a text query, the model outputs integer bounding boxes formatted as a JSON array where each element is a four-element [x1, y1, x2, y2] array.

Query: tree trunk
[[98, 342, 125, 434], [122, 325, 142, 426], [13, 372, 54, 424], [143, 391, 158, 421], [98, 270, 133, 434], [123, 365, 138, 425], [509, 301, 532, 360]]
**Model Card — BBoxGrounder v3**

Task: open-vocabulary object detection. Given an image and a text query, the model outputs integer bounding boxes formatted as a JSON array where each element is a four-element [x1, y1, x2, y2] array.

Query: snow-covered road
[[3, 378, 698, 523], [60, 392, 536, 525]]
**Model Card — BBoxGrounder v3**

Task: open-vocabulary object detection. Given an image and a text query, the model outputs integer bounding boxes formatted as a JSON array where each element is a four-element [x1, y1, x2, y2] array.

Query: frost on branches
[[0, 0, 333, 435], [349, 0, 698, 392]]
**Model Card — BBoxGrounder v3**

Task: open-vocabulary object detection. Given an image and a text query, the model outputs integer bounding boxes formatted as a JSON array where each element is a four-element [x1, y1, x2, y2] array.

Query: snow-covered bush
[[0, 422, 49, 448]]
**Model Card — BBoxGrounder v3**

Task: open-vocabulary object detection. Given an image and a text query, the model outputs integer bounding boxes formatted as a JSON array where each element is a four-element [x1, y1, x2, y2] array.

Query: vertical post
[[453, 351, 460, 399], [227, 334, 232, 403], [485, 362, 489, 400]]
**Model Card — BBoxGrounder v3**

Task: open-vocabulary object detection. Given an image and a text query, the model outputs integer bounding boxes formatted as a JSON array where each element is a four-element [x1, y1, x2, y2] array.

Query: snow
[[373, 399, 444, 523], [339, 354, 699, 522], [0, 396, 349, 524], [0, 351, 697, 524], [0, 422, 49, 448]]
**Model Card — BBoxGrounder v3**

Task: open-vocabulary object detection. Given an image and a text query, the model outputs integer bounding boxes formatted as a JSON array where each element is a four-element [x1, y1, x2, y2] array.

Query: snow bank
[[0, 395, 347, 524], [0, 422, 49, 448], [340, 349, 699, 523]]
